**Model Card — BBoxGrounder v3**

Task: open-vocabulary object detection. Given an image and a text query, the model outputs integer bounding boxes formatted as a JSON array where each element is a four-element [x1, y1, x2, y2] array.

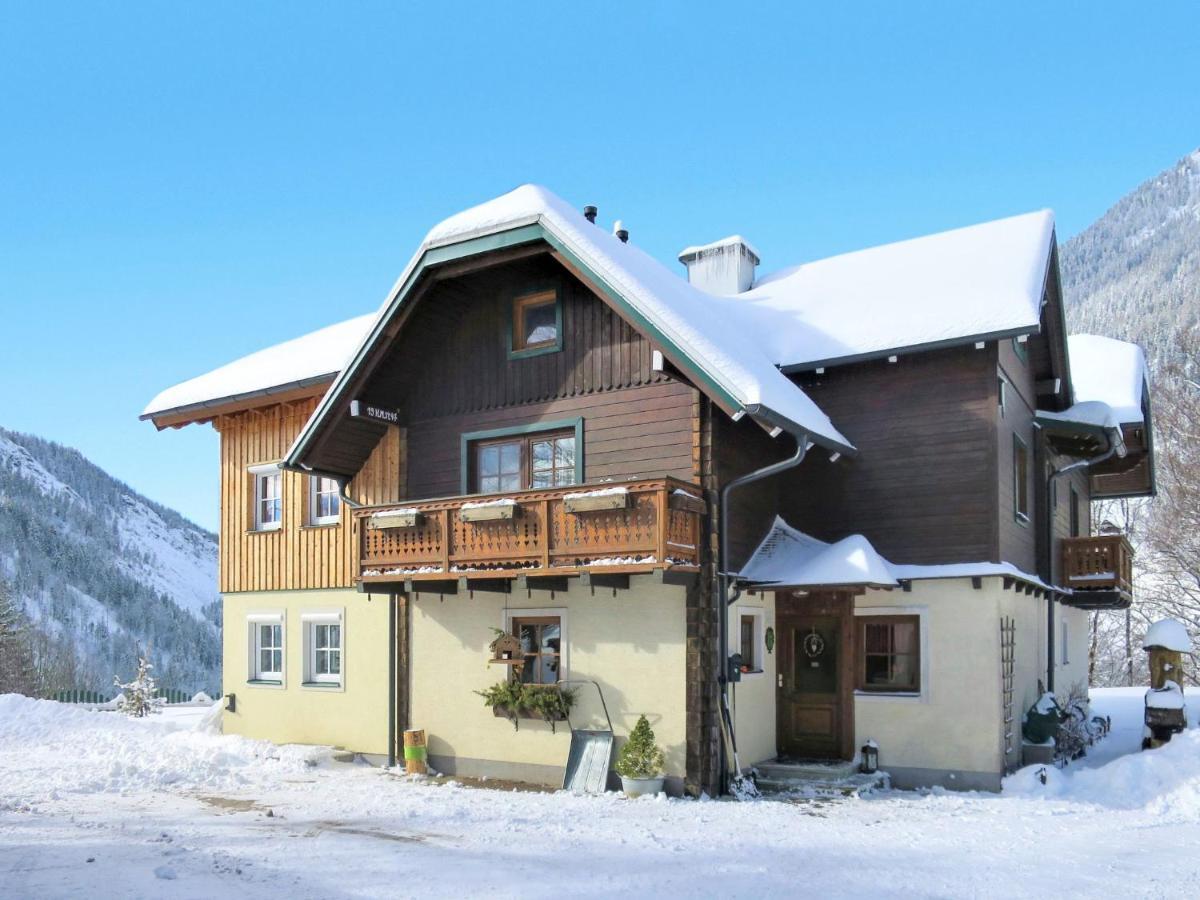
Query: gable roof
[[141, 314, 374, 426], [285, 185, 856, 476], [732, 209, 1057, 372]]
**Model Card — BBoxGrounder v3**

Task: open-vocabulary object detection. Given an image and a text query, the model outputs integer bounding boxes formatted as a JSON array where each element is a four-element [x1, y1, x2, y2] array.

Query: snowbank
[[1004, 724, 1200, 816], [0, 695, 325, 805]]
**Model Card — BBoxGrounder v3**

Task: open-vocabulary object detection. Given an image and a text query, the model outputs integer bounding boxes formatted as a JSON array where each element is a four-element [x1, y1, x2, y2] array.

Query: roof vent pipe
[[583, 205, 597, 224], [613, 219, 629, 243]]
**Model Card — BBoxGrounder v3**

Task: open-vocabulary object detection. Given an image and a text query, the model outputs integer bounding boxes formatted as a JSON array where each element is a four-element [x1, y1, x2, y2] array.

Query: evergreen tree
[[114, 653, 163, 717], [615, 714, 665, 779]]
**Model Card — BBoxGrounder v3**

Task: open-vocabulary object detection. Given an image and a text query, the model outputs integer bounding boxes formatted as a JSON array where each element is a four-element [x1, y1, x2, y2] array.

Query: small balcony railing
[[354, 477, 703, 584], [1060, 534, 1134, 595]]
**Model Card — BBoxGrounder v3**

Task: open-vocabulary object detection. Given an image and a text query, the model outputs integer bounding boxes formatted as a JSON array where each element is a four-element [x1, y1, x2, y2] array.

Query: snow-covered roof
[[142, 314, 375, 420], [730, 209, 1056, 370], [740, 516, 1061, 593], [1143, 619, 1193, 653], [294, 184, 855, 457], [1068, 334, 1149, 423], [738, 516, 897, 588]]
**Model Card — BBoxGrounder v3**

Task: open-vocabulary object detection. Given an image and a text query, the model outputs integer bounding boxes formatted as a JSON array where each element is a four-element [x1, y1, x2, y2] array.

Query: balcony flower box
[[369, 507, 423, 529], [460, 498, 518, 523], [563, 486, 629, 514]]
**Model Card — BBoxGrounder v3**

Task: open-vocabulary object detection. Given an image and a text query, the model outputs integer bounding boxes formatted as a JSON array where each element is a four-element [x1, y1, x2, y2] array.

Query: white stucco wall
[[728, 593, 777, 767], [408, 577, 688, 784]]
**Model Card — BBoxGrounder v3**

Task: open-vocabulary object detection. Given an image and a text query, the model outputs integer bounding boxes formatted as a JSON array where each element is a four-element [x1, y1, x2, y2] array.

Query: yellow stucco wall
[[853, 580, 1004, 780], [408, 578, 687, 782], [728, 593, 777, 767], [222, 588, 391, 755]]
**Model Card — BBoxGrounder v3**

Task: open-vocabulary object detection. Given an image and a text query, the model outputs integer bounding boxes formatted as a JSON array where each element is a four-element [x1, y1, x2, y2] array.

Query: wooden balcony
[[354, 477, 704, 587], [1061, 534, 1134, 596]]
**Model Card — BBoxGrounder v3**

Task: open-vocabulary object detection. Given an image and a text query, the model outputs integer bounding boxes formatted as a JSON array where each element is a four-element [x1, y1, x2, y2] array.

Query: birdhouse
[[489, 632, 525, 667], [1142, 618, 1191, 749]]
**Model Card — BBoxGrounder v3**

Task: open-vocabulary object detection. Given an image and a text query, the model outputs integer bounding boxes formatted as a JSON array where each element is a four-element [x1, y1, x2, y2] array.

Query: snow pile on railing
[[460, 498, 518, 510], [0, 694, 326, 804]]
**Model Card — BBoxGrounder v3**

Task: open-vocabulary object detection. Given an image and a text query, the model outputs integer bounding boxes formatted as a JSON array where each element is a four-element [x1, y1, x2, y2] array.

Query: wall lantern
[[224, 693, 237, 714], [859, 739, 878, 775]]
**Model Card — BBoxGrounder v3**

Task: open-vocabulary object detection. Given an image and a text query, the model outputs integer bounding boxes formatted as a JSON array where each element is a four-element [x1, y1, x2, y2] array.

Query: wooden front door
[[777, 592, 854, 760]]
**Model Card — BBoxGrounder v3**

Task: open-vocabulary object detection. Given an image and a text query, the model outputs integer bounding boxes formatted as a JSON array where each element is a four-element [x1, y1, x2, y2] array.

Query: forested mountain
[[0, 428, 220, 695], [1061, 148, 1200, 370]]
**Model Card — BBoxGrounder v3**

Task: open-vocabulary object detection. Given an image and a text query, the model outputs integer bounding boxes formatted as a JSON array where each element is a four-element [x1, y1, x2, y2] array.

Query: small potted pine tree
[[615, 714, 666, 798]]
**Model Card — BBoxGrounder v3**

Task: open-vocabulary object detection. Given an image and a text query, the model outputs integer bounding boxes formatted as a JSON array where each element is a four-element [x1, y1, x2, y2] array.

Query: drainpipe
[[717, 414, 809, 793], [1043, 426, 1125, 692], [387, 592, 397, 768]]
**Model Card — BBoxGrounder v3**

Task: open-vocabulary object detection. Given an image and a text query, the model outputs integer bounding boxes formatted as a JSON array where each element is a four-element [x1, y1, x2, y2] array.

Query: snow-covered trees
[[0, 579, 36, 695], [114, 655, 163, 718]]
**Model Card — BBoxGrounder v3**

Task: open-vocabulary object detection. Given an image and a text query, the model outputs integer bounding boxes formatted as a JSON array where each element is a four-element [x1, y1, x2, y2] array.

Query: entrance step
[[752, 758, 889, 797]]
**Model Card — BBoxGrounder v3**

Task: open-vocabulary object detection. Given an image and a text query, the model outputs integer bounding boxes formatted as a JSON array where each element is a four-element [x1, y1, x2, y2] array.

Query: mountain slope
[[1061, 148, 1200, 368], [0, 428, 220, 694]]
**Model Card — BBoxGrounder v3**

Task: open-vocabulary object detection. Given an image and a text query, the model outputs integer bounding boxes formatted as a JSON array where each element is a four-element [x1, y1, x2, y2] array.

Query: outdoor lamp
[[860, 739, 879, 774]]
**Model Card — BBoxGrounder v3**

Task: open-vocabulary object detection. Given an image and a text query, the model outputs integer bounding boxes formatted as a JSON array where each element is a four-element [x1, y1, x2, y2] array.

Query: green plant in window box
[[475, 681, 576, 732]]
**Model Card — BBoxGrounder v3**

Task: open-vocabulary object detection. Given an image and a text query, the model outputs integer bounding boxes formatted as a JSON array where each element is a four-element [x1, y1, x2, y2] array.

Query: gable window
[[511, 615, 563, 685], [250, 463, 282, 531], [248, 613, 284, 683], [510, 288, 561, 357], [302, 611, 343, 686], [470, 428, 578, 494], [858, 615, 920, 693], [1013, 435, 1029, 523], [309, 476, 341, 526]]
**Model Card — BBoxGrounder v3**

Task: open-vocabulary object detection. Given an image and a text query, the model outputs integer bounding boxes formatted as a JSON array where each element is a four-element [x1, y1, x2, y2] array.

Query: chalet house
[[142, 185, 1155, 795]]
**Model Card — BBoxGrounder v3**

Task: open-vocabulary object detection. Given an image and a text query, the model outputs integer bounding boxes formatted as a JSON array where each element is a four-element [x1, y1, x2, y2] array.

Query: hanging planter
[[563, 487, 629, 514], [475, 681, 576, 732]]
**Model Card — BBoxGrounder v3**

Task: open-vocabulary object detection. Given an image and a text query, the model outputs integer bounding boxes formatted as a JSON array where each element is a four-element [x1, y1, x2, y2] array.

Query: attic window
[[511, 288, 561, 357]]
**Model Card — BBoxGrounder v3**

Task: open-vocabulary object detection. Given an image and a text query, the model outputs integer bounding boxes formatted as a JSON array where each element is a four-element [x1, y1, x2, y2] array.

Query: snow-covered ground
[[2, 690, 1199, 899]]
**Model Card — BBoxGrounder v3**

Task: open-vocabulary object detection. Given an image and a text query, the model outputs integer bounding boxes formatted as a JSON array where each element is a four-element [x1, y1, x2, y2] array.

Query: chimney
[[677, 235, 760, 294]]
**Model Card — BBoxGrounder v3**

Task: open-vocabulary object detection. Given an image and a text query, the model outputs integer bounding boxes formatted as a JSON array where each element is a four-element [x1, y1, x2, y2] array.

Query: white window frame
[[250, 462, 283, 531], [247, 611, 285, 686], [734, 606, 766, 677], [503, 607, 568, 684], [853, 605, 930, 703], [308, 475, 342, 527], [302, 609, 345, 689]]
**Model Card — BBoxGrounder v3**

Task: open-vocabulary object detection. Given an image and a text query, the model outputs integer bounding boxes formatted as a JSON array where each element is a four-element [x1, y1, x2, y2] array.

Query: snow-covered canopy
[[740, 516, 1061, 593], [731, 210, 1055, 370], [1068, 334, 1149, 423], [142, 314, 375, 420], [738, 516, 897, 588], [1037, 401, 1121, 432], [1143, 619, 1193, 653]]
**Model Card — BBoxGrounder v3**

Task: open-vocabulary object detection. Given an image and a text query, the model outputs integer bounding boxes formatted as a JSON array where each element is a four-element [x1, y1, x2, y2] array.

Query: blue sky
[[1, 2, 1196, 532]]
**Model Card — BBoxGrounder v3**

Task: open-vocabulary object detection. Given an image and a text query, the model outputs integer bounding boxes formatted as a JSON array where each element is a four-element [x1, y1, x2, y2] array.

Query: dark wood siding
[[997, 337, 1037, 574], [359, 253, 698, 499], [776, 346, 999, 566]]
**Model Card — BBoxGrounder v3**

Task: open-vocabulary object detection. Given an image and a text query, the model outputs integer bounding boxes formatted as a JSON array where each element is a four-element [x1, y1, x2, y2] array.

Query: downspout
[[1043, 426, 1125, 692], [387, 592, 397, 768], [717, 416, 809, 793]]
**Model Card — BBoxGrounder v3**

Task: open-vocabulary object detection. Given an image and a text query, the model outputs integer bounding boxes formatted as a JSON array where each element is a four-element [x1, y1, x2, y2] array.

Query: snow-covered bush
[[1056, 682, 1106, 762], [114, 656, 164, 718]]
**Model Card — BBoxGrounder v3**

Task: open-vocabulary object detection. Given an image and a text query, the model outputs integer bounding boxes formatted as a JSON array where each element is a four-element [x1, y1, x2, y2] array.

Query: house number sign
[[349, 400, 400, 426]]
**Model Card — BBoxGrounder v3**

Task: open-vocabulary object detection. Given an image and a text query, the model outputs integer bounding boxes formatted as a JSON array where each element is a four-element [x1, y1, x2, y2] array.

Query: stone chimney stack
[[677, 235, 760, 294]]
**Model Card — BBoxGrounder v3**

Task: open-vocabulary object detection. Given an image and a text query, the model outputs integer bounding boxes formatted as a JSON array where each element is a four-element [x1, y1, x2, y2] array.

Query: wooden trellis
[[1000, 616, 1017, 773]]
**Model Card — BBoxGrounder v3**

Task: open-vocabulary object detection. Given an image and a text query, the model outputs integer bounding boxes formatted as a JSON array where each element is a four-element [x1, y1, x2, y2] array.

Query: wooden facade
[[214, 396, 406, 593]]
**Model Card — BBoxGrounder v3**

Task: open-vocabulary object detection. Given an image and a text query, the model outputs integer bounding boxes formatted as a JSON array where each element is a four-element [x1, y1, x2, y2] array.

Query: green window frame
[[460, 418, 584, 495], [1011, 336, 1029, 364]]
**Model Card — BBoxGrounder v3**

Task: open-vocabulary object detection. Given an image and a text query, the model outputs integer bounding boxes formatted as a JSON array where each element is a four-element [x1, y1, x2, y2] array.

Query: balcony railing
[[1061, 534, 1134, 595], [354, 477, 703, 584]]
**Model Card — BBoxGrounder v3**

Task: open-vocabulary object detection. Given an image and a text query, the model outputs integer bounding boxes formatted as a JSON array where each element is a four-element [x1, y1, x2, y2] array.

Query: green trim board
[[507, 280, 564, 360], [459, 417, 585, 494]]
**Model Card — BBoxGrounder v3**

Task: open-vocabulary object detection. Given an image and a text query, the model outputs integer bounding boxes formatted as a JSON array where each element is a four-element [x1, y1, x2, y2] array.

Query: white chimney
[[677, 235, 760, 294]]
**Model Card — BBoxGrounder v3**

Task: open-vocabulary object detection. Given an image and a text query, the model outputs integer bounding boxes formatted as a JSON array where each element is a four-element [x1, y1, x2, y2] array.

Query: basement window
[[510, 288, 561, 357]]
